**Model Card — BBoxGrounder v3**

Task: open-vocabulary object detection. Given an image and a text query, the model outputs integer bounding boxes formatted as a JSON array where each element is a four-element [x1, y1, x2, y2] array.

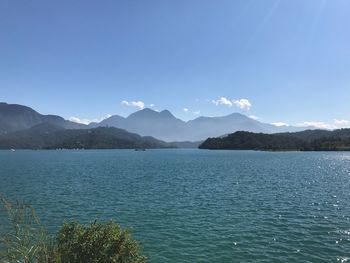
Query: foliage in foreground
[[0, 197, 146, 263], [57, 221, 146, 263], [0, 197, 54, 263]]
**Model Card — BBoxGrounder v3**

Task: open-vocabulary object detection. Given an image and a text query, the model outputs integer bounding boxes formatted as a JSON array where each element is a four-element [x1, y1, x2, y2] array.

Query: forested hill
[[199, 129, 350, 151], [0, 123, 173, 149]]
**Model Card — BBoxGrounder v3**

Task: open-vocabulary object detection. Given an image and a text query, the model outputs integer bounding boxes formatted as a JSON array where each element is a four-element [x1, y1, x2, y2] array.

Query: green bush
[[56, 221, 146, 263], [0, 197, 146, 263]]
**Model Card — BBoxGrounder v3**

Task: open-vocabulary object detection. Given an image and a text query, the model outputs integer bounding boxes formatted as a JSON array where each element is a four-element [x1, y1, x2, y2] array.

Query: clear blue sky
[[1, 0, 349, 128]]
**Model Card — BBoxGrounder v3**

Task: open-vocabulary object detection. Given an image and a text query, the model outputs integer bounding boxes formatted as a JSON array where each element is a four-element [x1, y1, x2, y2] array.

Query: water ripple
[[0, 150, 350, 262]]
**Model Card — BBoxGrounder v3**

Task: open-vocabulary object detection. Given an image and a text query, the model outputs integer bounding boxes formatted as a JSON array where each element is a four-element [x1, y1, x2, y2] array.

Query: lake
[[0, 149, 349, 262]]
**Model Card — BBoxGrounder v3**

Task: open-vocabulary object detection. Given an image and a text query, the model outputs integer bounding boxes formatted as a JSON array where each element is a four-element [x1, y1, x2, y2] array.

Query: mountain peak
[[127, 108, 178, 120], [0, 102, 38, 115], [159, 109, 175, 118], [226, 112, 248, 118], [140, 108, 156, 113], [127, 108, 159, 119]]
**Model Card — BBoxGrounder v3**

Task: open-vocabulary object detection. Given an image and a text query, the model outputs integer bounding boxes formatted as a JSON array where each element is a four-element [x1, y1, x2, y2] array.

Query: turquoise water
[[0, 149, 350, 262]]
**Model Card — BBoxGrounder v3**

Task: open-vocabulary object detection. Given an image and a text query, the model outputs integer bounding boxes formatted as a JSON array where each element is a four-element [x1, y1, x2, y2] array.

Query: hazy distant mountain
[[92, 114, 126, 128], [0, 103, 314, 143], [94, 108, 310, 142], [0, 123, 172, 149], [187, 113, 270, 140], [0, 102, 85, 134], [92, 108, 188, 141]]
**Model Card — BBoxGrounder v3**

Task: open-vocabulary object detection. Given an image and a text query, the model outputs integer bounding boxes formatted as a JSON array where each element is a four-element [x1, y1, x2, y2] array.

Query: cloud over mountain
[[69, 115, 112, 125], [211, 97, 252, 110], [121, 100, 146, 110], [233, 99, 251, 110]]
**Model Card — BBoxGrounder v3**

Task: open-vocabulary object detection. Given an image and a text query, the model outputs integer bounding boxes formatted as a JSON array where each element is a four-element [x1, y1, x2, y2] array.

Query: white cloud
[[69, 114, 112, 125], [132, 101, 145, 109], [249, 115, 260, 120], [148, 104, 155, 108], [183, 108, 189, 112], [295, 119, 350, 130], [212, 97, 233, 107], [211, 97, 251, 110], [69, 117, 88, 125], [193, 110, 201, 115], [233, 99, 251, 110], [334, 119, 350, 128], [272, 122, 289, 127], [297, 121, 335, 130], [121, 100, 129, 106], [121, 100, 145, 110]]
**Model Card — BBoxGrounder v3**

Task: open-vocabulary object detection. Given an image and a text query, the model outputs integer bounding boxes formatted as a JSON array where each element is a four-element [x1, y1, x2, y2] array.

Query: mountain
[[94, 108, 310, 142], [186, 113, 275, 140], [92, 108, 187, 141], [93, 114, 126, 128], [0, 102, 85, 134], [0, 103, 315, 143], [199, 129, 350, 151], [0, 123, 172, 149]]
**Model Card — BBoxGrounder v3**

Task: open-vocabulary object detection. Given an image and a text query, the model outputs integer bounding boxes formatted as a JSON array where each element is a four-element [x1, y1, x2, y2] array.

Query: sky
[[1, 0, 350, 128]]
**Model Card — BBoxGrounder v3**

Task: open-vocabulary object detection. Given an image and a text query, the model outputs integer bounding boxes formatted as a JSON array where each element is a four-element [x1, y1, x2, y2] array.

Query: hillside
[[0, 102, 85, 134], [0, 123, 172, 149], [199, 129, 350, 151]]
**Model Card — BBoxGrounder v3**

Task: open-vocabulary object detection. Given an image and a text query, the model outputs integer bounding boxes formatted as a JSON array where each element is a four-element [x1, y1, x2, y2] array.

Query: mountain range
[[0, 102, 313, 143], [91, 108, 310, 142], [0, 103, 173, 149]]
